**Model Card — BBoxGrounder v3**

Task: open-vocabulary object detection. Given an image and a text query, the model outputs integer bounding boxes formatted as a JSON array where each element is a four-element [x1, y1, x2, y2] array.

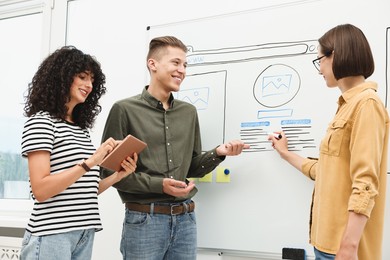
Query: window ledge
[[0, 215, 29, 228], [0, 199, 32, 228]]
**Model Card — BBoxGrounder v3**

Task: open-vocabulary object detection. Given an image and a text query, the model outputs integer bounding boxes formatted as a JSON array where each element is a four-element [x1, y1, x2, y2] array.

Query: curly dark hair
[[24, 46, 106, 129]]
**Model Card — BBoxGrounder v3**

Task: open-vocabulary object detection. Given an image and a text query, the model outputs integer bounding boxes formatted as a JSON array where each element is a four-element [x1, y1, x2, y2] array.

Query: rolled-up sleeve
[[302, 157, 318, 180]]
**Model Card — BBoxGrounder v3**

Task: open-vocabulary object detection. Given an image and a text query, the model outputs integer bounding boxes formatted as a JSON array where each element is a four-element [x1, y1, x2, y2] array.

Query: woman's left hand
[[116, 153, 138, 181]]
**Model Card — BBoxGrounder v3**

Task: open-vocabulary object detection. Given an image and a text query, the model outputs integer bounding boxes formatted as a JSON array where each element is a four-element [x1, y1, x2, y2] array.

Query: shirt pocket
[[320, 119, 347, 156]]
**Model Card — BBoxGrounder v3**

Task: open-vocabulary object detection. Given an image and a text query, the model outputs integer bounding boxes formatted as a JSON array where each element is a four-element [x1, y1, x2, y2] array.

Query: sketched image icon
[[262, 74, 292, 97], [253, 64, 301, 108], [177, 87, 210, 110]]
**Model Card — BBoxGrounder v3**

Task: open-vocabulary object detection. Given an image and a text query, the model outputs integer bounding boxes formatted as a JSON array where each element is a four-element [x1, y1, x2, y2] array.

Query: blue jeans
[[314, 247, 335, 260], [20, 229, 95, 260], [120, 202, 197, 260]]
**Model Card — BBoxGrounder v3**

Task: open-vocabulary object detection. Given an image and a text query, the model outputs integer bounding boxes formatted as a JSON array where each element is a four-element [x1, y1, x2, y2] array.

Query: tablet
[[100, 135, 147, 172]]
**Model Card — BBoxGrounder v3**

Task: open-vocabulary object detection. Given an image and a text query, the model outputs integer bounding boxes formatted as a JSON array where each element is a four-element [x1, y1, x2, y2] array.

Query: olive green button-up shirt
[[101, 86, 225, 204], [302, 81, 388, 260]]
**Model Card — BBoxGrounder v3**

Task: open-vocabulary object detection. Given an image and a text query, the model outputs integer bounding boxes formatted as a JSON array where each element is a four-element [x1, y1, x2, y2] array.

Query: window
[[0, 0, 84, 227], [0, 10, 43, 200], [66, 0, 93, 50], [0, 0, 59, 226]]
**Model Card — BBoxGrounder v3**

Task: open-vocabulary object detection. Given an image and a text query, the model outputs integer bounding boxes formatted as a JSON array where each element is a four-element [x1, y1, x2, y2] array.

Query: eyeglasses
[[312, 54, 328, 71]]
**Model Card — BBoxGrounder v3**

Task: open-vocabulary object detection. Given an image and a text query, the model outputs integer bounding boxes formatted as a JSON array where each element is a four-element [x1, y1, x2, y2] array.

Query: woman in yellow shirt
[[269, 24, 388, 260]]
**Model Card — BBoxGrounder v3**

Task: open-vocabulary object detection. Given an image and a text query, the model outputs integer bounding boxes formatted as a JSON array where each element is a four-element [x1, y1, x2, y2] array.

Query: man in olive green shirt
[[101, 36, 248, 260]]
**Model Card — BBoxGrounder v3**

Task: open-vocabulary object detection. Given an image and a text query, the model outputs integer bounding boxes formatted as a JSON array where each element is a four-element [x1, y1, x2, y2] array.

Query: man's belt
[[125, 201, 195, 215]]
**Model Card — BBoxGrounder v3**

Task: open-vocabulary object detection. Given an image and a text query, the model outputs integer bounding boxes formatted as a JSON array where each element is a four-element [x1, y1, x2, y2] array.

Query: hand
[[268, 131, 288, 157], [87, 138, 118, 167], [162, 178, 196, 197], [216, 140, 250, 156], [115, 153, 138, 181]]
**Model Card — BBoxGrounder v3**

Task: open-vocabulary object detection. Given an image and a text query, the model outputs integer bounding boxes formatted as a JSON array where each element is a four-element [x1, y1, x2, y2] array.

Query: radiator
[[0, 237, 21, 260]]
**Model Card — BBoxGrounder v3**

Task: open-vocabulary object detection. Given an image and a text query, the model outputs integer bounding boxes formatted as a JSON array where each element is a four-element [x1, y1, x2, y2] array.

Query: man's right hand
[[162, 178, 195, 197]]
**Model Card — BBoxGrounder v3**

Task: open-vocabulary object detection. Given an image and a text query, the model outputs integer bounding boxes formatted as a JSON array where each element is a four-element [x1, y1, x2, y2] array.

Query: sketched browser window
[[0, 13, 42, 199]]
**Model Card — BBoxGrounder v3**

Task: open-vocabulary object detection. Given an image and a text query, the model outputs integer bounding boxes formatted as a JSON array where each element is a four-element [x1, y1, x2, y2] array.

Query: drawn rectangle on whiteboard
[[176, 70, 227, 150], [257, 109, 293, 119]]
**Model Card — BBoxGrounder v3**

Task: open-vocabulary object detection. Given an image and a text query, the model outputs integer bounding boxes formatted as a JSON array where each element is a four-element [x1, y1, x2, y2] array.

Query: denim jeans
[[120, 202, 197, 260], [20, 229, 95, 260], [314, 247, 336, 260]]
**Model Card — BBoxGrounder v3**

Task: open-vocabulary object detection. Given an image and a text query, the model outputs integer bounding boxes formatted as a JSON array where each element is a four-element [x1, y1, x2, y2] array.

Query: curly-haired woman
[[20, 46, 138, 260]]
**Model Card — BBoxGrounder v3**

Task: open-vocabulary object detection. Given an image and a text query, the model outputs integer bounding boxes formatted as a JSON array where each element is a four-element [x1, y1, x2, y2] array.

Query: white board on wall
[[147, 0, 390, 257]]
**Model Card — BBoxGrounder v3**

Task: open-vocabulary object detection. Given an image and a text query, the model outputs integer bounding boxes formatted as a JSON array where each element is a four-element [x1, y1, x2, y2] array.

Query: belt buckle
[[170, 204, 182, 215]]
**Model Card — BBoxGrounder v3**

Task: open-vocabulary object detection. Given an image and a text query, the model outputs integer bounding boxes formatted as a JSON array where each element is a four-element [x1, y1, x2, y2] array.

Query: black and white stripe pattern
[[21, 111, 102, 236]]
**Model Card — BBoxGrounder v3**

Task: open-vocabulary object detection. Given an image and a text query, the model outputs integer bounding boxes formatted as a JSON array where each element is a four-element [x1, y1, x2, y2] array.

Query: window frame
[[0, 0, 68, 228]]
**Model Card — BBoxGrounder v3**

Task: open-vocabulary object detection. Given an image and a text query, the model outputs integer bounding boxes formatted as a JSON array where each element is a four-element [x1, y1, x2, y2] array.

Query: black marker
[[268, 133, 282, 140]]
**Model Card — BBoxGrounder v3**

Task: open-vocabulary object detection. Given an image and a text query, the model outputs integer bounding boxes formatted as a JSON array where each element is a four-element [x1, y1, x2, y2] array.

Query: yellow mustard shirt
[[301, 81, 389, 260]]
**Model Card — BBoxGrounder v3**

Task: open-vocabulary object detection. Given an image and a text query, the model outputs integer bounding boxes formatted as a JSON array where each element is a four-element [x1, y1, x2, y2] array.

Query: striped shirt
[[21, 111, 102, 236]]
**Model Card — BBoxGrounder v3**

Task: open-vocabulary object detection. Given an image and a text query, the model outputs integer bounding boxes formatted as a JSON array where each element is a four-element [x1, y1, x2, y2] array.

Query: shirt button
[[211, 152, 214, 155], [169, 159, 172, 162], [166, 126, 169, 129], [167, 143, 170, 146], [201, 165, 204, 168], [365, 186, 370, 191]]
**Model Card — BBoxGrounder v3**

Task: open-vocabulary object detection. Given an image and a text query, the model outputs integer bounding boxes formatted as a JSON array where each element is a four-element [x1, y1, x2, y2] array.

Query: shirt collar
[[338, 81, 378, 106], [142, 86, 175, 110]]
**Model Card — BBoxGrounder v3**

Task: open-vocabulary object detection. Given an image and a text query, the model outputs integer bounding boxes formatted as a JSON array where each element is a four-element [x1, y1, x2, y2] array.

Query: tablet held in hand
[[100, 135, 147, 172]]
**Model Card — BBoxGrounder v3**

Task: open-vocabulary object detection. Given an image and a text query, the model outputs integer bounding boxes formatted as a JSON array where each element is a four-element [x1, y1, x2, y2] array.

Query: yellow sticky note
[[199, 172, 212, 182], [187, 177, 198, 183], [216, 167, 230, 183]]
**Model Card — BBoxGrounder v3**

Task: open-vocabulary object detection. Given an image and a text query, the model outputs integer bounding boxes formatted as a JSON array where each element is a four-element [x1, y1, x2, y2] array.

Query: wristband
[[78, 161, 91, 172]]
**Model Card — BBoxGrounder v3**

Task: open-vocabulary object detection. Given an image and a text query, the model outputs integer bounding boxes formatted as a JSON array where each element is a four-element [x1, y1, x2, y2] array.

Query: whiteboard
[[148, 0, 390, 257]]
